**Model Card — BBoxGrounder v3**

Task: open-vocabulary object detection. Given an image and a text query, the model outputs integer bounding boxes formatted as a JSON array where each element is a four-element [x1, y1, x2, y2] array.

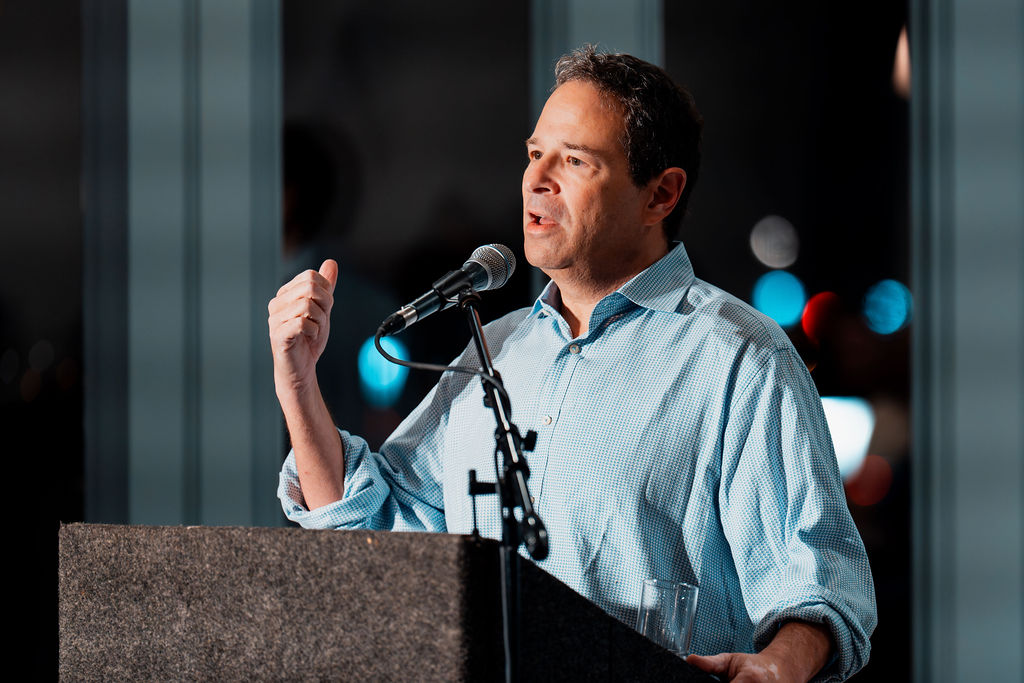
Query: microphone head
[[466, 244, 516, 291]]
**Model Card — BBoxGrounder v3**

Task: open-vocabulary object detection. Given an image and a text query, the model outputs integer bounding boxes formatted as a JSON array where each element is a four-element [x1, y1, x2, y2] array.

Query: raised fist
[[268, 259, 339, 399]]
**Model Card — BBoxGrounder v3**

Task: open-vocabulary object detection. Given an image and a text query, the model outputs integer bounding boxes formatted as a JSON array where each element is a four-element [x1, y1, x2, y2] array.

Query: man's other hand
[[687, 652, 790, 682], [268, 259, 339, 400], [687, 621, 832, 683]]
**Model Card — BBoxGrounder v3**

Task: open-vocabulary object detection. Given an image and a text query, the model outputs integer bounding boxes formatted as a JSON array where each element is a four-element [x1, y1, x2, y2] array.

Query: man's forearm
[[761, 621, 832, 682], [279, 378, 345, 510]]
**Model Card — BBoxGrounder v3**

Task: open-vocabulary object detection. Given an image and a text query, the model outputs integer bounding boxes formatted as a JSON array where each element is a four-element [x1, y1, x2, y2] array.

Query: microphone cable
[[373, 330, 511, 416]]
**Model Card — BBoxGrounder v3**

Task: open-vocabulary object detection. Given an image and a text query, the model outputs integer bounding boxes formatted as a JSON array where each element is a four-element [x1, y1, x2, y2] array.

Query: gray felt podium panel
[[59, 523, 715, 681]]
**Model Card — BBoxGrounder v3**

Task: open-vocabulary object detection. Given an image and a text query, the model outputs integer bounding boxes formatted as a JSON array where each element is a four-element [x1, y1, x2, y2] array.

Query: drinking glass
[[635, 578, 699, 656]]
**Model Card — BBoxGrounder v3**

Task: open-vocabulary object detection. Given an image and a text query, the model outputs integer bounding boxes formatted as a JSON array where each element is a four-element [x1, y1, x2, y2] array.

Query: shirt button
[[541, 415, 553, 425], [568, 343, 581, 354], [530, 496, 536, 504]]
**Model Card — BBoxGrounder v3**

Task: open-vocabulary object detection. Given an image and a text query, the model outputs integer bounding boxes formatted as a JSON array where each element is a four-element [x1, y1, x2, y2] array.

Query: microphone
[[377, 244, 516, 336]]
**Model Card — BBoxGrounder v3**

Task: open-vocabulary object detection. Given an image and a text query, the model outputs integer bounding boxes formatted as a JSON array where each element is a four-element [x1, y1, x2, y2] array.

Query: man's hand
[[268, 259, 339, 401], [687, 652, 789, 682], [687, 622, 832, 683]]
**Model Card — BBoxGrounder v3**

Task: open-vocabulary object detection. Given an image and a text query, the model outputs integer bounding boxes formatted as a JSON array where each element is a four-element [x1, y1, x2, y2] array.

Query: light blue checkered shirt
[[279, 243, 876, 681]]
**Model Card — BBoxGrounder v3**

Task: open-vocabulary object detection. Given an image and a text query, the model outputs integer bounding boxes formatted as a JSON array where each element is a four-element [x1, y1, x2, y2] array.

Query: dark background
[[2, 1, 909, 677]]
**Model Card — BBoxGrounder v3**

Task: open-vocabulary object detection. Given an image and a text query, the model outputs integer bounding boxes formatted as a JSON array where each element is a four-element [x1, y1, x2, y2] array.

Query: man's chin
[[524, 230, 574, 270], [522, 239, 552, 270], [523, 254, 567, 279]]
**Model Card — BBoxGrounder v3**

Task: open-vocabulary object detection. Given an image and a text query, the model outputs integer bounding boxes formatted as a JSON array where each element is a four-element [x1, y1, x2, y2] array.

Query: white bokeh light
[[749, 215, 799, 268], [821, 396, 876, 479]]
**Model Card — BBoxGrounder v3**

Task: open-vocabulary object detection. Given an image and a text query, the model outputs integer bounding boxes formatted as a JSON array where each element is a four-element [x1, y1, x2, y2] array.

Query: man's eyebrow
[[563, 142, 605, 159], [524, 137, 607, 160]]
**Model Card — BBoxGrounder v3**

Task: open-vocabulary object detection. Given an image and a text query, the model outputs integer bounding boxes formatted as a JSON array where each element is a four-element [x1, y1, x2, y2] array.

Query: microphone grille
[[469, 244, 517, 291]]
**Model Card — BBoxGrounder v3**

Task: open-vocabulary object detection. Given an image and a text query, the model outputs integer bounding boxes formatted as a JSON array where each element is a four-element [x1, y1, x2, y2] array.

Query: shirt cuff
[[752, 587, 872, 683], [276, 429, 386, 530]]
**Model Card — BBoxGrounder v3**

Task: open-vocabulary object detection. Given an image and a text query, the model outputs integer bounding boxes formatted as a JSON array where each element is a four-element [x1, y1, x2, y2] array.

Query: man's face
[[522, 80, 652, 283]]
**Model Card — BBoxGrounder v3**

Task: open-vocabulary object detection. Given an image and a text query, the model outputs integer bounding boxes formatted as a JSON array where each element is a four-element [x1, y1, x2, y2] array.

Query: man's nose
[[523, 157, 559, 194]]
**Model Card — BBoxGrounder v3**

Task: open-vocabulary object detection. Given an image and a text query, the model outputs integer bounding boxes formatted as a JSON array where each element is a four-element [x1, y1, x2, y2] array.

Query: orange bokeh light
[[845, 454, 893, 506]]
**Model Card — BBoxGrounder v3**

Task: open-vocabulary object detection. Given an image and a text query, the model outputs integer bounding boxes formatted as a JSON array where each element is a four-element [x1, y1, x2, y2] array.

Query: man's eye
[[528, 150, 542, 161], [567, 156, 583, 167]]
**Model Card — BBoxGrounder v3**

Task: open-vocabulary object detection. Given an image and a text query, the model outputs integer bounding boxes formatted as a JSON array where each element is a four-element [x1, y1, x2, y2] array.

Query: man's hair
[[554, 45, 703, 240]]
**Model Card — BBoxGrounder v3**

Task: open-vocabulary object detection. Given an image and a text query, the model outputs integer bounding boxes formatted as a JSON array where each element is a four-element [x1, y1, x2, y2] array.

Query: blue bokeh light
[[752, 270, 807, 328], [358, 335, 410, 408], [863, 279, 913, 334]]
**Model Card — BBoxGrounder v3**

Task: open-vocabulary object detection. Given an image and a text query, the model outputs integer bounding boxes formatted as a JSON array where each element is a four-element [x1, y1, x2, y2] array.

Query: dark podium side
[[59, 523, 716, 681]]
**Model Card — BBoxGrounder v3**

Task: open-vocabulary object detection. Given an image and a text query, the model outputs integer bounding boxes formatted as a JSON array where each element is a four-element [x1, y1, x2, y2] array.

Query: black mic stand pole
[[458, 288, 548, 683]]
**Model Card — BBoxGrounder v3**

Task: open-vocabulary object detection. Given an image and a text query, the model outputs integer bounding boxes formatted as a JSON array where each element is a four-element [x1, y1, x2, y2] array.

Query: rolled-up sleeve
[[277, 377, 466, 534], [276, 432, 442, 532], [719, 347, 877, 682]]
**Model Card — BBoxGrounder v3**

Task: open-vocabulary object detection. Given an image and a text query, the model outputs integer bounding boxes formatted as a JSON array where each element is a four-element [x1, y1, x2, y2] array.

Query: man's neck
[[549, 242, 670, 338]]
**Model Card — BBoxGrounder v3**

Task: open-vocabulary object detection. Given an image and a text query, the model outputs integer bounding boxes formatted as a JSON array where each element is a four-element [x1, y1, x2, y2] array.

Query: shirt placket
[[527, 316, 587, 511]]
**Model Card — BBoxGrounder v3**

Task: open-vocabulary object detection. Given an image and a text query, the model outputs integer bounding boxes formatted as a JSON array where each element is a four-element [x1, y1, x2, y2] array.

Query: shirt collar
[[531, 242, 695, 317]]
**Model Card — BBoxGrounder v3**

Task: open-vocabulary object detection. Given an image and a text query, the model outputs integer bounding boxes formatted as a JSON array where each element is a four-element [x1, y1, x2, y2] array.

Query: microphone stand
[[458, 288, 548, 683]]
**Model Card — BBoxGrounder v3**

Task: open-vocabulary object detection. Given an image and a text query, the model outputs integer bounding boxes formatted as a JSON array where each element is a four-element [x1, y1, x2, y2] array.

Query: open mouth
[[529, 212, 556, 226]]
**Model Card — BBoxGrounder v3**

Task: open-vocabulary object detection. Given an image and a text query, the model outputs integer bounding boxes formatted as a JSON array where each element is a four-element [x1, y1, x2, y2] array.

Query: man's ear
[[642, 168, 686, 227]]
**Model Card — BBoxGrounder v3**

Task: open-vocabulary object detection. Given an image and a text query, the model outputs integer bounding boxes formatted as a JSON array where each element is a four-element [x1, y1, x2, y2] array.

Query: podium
[[59, 523, 715, 681]]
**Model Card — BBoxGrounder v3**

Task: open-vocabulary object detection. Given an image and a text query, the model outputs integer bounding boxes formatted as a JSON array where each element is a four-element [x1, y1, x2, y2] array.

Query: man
[[269, 47, 876, 682]]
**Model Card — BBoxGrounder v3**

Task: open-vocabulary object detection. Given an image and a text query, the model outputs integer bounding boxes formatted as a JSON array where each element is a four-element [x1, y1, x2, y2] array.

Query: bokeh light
[[752, 271, 807, 327], [863, 279, 912, 334], [749, 215, 799, 268], [358, 335, 410, 408], [845, 454, 894, 506], [892, 25, 910, 99], [801, 291, 841, 343], [20, 369, 41, 403], [821, 396, 876, 479]]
